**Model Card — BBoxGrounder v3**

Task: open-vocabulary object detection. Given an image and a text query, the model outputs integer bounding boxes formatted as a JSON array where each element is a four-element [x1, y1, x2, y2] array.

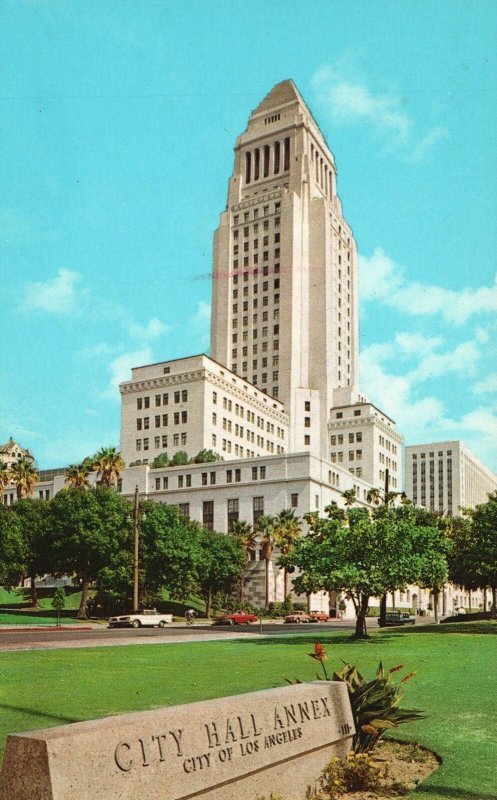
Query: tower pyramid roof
[[254, 80, 303, 114]]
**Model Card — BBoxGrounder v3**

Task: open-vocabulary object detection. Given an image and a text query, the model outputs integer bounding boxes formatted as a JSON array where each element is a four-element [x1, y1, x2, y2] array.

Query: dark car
[[378, 612, 415, 627]]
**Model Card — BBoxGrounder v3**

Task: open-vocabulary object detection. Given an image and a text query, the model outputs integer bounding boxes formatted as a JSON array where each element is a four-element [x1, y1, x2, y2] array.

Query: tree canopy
[[285, 504, 448, 637]]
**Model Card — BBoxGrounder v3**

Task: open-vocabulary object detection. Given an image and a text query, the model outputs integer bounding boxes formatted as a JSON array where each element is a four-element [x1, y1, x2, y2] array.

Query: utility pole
[[133, 485, 139, 613]]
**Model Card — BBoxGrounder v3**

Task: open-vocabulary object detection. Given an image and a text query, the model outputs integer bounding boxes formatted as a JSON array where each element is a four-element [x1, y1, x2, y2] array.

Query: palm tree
[[257, 515, 276, 609], [93, 447, 124, 487], [65, 461, 92, 489], [366, 488, 382, 506], [273, 509, 301, 599], [9, 458, 39, 499], [341, 488, 357, 508], [231, 520, 257, 603]]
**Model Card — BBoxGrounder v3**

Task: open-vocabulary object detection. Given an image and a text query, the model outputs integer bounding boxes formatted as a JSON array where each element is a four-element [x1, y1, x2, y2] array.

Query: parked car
[[378, 612, 416, 627], [284, 610, 311, 623], [308, 611, 330, 622], [212, 610, 258, 625], [108, 609, 173, 628]]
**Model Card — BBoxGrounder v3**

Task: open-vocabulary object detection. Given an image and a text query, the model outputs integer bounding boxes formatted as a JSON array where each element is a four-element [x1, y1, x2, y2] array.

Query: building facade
[[0, 437, 34, 469], [210, 80, 362, 460], [405, 440, 497, 516], [120, 354, 289, 468]]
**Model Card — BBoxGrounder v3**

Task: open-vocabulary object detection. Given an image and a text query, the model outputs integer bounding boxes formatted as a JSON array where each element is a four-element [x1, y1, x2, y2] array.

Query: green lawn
[[0, 623, 495, 800]]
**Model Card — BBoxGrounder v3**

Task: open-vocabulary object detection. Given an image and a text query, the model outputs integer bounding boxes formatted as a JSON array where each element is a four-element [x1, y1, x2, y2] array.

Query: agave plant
[[332, 660, 425, 753]]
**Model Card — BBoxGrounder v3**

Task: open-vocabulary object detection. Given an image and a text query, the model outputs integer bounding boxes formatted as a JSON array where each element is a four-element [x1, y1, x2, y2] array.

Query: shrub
[[170, 450, 189, 466], [152, 453, 169, 468], [267, 602, 286, 618], [308, 752, 385, 800], [282, 595, 294, 614], [332, 661, 425, 753]]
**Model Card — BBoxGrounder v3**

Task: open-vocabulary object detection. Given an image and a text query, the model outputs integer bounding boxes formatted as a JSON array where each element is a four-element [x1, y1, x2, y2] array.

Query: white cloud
[[128, 317, 170, 341], [311, 65, 448, 159], [79, 342, 117, 359], [360, 336, 497, 472], [190, 301, 211, 349], [409, 126, 450, 162], [360, 248, 497, 324], [473, 373, 497, 395], [23, 268, 81, 314], [102, 347, 152, 401]]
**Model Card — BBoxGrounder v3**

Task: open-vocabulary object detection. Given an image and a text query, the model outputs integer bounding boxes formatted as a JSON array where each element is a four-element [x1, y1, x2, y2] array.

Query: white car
[[108, 609, 173, 628]]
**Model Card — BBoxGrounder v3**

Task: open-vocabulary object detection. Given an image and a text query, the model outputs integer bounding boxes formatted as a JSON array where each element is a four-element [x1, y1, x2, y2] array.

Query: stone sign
[[0, 681, 354, 800]]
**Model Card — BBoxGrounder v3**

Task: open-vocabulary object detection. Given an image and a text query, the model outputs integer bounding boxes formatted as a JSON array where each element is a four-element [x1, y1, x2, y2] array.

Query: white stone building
[[119, 354, 289, 468], [210, 80, 363, 460], [328, 392, 403, 490], [405, 440, 497, 516], [0, 437, 34, 469]]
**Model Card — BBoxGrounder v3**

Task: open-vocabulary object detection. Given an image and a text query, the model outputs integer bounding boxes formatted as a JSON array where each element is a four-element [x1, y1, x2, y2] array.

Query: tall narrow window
[[263, 144, 270, 177], [245, 151, 251, 184], [284, 137, 290, 171], [203, 501, 214, 531], [254, 148, 260, 181], [274, 141, 280, 173]]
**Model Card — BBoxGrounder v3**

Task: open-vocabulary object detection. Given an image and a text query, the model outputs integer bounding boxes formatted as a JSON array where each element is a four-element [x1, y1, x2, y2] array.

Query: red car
[[212, 610, 258, 625], [308, 611, 329, 622]]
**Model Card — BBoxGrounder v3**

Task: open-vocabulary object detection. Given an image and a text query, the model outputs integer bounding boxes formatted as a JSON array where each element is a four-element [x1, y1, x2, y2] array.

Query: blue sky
[[1, 0, 496, 473]]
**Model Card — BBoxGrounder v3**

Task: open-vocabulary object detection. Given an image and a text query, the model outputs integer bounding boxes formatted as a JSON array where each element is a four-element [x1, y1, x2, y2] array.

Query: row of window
[[136, 390, 188, 410], [412, 450, 452, 459], [378, 453, 397, 470], [212, 434, 282, 456], [233, 203, 280, 226], [378, 436, 397, 454], [136, 411, 187, 431], [310, 142, 334, 199], [232, 264, 280, 281], [136, 433, 187, 451], [330, 449, 363, 464], [334, 409, 362, 419], [245, 140, 290, 184], [330, 432, 363, 446]]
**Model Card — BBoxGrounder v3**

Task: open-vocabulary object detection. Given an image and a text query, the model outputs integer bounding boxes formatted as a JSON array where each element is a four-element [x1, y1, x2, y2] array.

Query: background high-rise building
[[406, 441, 497, 515], [211, 80, 361, 460]]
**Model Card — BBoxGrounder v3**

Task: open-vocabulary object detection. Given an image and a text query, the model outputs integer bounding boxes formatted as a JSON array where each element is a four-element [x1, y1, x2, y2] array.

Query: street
[[0, 620, 357, 652]]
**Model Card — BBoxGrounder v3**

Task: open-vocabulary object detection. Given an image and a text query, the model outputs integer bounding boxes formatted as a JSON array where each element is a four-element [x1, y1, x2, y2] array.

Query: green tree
[[50, 487, 131, 618], [139, 502, 202, 601], [410, 507, 450, 622], [285, 505, 448, 638], [9, 458, 39, 499], [51, 587, 66, 626], [92, 447, 124, 487], [10, 498, 52, 608], [169, 450, 189, 467], [467, 492, 497, 617], [197, 531, 245, 616], [256, 515, 276, 609], [0, 507, 27, 588], [448, 515, 482, 607]]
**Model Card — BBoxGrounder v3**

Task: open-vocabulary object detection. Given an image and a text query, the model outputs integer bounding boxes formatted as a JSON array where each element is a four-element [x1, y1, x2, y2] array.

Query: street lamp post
[[133, 485, 139, 613]]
